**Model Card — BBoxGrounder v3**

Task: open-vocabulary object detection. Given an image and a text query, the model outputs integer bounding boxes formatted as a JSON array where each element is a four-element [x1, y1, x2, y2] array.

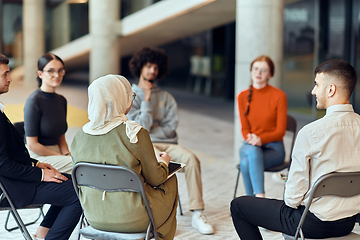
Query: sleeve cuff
[[158, 159, 169, 166], [41, 169, 44, 181]]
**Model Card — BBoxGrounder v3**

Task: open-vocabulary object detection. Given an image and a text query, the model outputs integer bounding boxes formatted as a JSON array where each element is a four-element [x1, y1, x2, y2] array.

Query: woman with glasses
[[71, 74, 178, 240], [24, 53, 72, 173], [237, 55, 287, 197], [23, 53, 72, 239]]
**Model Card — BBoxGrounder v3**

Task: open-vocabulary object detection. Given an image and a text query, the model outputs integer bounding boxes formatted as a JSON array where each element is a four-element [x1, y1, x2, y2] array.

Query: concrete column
[[89, 0, 120, 83], [51, 1, 70, 49], [23, 0, 45, 87], [234, 0, 284, 163]]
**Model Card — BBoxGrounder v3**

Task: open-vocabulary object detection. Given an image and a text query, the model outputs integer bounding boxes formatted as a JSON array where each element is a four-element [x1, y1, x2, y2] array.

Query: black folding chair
[[0, 181, 44, 240], [283, 172, 360, 240], [72, 162, 160, 240]]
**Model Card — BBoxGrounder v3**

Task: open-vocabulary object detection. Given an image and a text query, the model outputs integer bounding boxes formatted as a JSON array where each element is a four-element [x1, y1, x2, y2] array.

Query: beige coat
[[71, 124, 178, 240]]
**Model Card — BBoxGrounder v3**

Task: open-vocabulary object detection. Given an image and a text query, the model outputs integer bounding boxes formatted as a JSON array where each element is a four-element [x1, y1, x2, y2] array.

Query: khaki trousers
[[153, 143, 204, 210], [28, 145, 73, 174]]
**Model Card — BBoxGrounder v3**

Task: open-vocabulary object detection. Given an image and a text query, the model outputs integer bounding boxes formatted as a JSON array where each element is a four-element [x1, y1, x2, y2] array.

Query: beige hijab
[[82, 74, 142, 143]]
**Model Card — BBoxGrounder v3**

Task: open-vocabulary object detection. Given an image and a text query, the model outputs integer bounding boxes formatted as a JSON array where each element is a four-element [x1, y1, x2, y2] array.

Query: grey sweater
[[127, 84, 179, 144]]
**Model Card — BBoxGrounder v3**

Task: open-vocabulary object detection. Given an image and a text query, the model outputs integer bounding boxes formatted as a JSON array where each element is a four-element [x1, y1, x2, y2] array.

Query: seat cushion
[[80, 225, 147, 240]]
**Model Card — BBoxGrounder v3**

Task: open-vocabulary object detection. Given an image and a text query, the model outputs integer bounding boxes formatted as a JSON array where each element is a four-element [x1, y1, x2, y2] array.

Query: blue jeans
[[239, 141, 285, 196]]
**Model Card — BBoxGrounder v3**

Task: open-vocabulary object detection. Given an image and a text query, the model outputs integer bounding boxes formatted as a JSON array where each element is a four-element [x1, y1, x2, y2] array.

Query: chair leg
[[7, 209, 33, 240], [5, 207, 44, 232], [77, 213, 84, 240], [233, 166, 241, 199], [178, 194, 183, 215]]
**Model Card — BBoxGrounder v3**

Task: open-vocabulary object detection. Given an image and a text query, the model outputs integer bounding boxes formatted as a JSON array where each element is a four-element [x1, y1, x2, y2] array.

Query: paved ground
[[0, 80, 359, 240]]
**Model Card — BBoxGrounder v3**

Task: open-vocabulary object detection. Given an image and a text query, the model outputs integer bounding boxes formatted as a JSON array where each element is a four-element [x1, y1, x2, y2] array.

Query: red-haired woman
[[237, 55, 287, 197]]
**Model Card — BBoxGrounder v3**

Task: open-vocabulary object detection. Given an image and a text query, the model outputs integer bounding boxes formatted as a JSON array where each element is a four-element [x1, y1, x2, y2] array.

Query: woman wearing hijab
[[70, 74, 178, 240]]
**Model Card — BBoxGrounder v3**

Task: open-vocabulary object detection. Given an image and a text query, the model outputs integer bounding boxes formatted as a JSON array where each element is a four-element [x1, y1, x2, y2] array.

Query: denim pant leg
[[240, 143, 264, 196], [262, 141, 286, 170]]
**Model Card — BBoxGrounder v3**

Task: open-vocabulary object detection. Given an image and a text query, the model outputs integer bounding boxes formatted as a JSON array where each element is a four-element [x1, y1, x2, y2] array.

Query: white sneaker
[[191, 211, 214, 235], [272, 172, 288, 184]]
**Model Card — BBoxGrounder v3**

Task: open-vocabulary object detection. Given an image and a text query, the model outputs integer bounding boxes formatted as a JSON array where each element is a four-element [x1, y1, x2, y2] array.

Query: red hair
[[245, 55, 275, 116], [250, 55, 274, 77]]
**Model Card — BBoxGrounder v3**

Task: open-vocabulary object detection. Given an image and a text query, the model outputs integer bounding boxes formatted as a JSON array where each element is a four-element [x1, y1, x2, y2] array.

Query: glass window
[[1, 3, 23, 68], [353, 0, 360, 113], [283, 0, 316, 117]]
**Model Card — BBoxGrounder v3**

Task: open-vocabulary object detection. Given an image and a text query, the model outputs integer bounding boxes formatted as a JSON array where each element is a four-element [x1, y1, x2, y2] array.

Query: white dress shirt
[[285, 104, 360, 221], [0, 101, 4, 112]]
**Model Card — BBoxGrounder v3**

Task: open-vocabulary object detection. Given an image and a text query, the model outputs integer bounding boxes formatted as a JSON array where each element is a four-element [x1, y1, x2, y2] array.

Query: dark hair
[[37, 53, 64, 87], [129, 47, 169, 80], [314, 59, 357, 97], [0, 54, 9, 65], [245, 55, 275, 115]]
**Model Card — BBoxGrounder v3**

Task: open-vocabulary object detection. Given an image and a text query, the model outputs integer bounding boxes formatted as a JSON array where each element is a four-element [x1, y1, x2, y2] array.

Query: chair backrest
[[310, 171, 360, 199], [72, 162, 159, 239], [0, 181, 13, 208], [13, 121, 25, 143], [286, 115, 297, 164], [73, 163, 144, 193], [294, 171, 360, 239]]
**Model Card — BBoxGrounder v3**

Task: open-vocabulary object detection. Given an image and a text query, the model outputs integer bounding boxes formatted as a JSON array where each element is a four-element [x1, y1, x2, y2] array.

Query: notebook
[[167, 161, 186, 179]]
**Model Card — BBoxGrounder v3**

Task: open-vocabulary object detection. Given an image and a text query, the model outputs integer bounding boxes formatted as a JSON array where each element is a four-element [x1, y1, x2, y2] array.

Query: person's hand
[[246, 133, 262, 146], [142, 87, 152, 101], [42, 169, 68, 183], [157, 152, 170, 165], [138, 80, 153, 101], [36, 162, 55, 170]]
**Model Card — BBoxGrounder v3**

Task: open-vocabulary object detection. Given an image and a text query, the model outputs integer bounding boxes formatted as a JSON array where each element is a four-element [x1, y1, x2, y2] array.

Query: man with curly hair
[[127, 47, 214, 235]]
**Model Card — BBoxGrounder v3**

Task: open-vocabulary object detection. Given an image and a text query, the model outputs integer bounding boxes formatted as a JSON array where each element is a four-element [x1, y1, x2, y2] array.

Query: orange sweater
[[237, 84, 287, 144]]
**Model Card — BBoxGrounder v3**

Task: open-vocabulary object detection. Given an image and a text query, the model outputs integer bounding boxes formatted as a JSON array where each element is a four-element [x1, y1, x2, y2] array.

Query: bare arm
[[26, 136, 61, 156], [58, 134, 70, 156]]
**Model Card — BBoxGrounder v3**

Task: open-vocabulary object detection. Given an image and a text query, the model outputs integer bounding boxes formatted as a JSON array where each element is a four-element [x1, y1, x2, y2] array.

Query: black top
[[24, 88, 68, 146]]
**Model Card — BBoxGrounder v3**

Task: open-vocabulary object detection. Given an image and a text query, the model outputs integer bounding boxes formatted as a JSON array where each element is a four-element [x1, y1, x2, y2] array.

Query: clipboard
[[167, 161, 186, 179]]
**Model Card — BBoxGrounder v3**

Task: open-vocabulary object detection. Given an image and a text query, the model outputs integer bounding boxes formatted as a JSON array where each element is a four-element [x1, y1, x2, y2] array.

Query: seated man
[[0, 54, 82, 240], [127, 47, 214, 235], [231, 59, 360, 240]]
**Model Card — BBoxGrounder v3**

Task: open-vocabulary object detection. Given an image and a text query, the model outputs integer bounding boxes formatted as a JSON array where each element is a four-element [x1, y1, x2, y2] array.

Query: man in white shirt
[[231, 59, 360, 240]]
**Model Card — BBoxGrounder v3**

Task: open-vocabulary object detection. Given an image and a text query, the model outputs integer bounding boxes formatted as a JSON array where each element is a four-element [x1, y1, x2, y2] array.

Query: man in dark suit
[[0, 54, 82, 240]]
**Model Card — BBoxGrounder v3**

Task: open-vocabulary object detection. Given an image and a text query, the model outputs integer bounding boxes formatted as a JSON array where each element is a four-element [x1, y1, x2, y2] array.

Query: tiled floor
[[0, 80, 359, 239]]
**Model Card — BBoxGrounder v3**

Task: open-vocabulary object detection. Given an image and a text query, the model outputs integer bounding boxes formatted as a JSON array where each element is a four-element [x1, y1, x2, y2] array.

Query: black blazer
[[0, 111, 42, 208]]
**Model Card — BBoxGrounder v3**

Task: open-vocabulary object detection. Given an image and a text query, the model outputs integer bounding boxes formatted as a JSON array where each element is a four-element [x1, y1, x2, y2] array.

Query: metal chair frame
[[72, 162, 160, 240], [0, 181, 44, 240], [283, 171, 360, 240], [0, 121, 44, 239], [233, 115, 297, 198]]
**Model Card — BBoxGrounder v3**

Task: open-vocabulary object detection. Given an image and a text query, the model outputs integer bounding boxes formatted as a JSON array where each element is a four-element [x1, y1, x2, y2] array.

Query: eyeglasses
[[132, 92, 136, 100], [252, 67, 269, 74], [42, 68, 66, 77]]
